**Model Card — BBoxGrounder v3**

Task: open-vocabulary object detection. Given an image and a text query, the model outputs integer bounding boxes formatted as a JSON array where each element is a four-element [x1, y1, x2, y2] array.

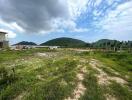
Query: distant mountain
[[40, 37, 87, 47], [14, 41, 37, 45]]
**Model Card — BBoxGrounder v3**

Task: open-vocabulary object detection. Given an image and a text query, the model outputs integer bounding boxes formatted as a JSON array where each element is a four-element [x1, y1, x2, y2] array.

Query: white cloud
[[0, 19, 24, 33], [10, 22, 24, 32], [94, 0, 102, 6], [67, 0, 89, 19], [73, 28, 89, 32], [51, 18, 89, 33], [107, 0, 114, 5], [0, 0, 89, 34], [8, 31, 17, 39], [95, 0, 132, 40]]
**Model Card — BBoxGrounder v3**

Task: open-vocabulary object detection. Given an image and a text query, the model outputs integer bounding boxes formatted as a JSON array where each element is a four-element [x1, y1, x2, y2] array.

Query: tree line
[[87, 39, 132, 52]]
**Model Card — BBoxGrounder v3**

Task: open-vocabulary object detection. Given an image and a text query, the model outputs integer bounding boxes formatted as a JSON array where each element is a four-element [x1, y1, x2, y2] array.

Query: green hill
[[40, 37, 87, 47]]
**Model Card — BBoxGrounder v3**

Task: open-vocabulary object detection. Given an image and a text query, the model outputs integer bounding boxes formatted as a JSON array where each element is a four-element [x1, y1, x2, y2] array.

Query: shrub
[[0, 67, 18, 85]]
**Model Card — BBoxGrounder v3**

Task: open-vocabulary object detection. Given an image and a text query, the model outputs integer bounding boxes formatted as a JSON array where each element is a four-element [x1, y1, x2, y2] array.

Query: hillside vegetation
[[40, 37, 87, 47]]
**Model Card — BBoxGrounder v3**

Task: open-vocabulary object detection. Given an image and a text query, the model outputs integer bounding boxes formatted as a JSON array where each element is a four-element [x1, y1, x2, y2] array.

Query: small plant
[[0, 67, 17, 85]]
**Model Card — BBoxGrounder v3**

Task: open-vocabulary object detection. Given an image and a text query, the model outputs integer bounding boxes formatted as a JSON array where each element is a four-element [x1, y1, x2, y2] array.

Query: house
[[0, 32, 9, 48]]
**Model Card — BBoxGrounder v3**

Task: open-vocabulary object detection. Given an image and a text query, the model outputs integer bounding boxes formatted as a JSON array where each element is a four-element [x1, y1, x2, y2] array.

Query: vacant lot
[[0, 49, 132, 100]]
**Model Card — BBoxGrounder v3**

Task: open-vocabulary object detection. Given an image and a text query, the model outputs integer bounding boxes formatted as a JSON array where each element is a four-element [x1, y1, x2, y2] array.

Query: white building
[[0, 32, 9, 48], [34, 46, 60, 49]]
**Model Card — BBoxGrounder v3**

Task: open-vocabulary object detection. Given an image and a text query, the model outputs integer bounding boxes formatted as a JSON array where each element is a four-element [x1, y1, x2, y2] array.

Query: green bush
[[0, 67, 18, 86]]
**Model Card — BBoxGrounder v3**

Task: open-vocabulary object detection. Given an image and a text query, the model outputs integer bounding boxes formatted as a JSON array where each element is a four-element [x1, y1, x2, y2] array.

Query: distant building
[[34, 46, 60, 49], [0, 32, 9, 48], [11, 45, 60, 50], [48, 46, 59, 49], [11, 45, 36, 50]]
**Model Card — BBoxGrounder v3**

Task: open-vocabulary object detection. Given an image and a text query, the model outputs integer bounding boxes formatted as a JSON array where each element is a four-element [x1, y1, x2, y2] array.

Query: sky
[[0, 0, 132, 44]]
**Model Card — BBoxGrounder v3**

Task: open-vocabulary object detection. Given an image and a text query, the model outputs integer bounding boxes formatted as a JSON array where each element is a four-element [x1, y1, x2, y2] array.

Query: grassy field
[[0, 49, 132, 100]]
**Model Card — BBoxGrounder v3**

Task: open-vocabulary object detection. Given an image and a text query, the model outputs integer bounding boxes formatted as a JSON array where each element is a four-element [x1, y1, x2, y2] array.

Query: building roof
[[0, 31, 7, 34]]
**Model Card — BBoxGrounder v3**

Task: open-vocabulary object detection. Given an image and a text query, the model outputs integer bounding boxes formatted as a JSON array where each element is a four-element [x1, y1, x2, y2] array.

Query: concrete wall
[[0, 32, 9, 48], [0, 41, 9, 48], [0, 34, 6, 41], [3, 41, 9, 48]]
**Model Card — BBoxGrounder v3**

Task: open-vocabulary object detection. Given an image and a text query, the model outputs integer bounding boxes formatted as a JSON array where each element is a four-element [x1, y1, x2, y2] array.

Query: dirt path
[[36, 52, 58, 58], [89, 59, 128, 100], [65, 66, 87, 100], [89, 59, 127, 86], [14, 92, 26, 100]]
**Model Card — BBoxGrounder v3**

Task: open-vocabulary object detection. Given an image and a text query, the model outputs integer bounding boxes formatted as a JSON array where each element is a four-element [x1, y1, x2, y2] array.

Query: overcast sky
[[0, 0, 132, 44]]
